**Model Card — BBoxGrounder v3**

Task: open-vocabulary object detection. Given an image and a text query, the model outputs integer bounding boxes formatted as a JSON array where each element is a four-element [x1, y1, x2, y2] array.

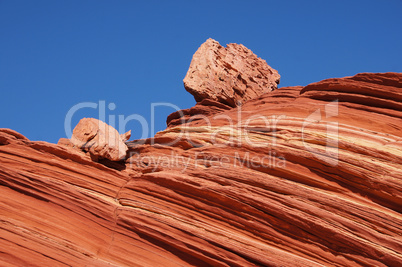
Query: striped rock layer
[[0, 72, 401, 266]]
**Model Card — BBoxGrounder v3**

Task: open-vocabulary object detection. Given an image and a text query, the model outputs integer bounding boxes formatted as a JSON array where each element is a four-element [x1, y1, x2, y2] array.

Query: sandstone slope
[[1, 72, 401, 266]]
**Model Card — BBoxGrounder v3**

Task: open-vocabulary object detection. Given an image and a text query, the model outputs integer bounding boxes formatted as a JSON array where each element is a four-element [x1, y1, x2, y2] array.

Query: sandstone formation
[[166, 98, 232, 127], [70, 118, 130, 161], [1, 72, 401, 266], [183, 38, 280, 107]]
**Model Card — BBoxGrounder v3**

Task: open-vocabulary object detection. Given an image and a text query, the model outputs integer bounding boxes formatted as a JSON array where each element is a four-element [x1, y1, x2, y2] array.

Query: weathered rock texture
[[166, 98, 232, 127], [183, 38, 280, 107], [70, 118, 130, 161], [1, 72, 401, 266]]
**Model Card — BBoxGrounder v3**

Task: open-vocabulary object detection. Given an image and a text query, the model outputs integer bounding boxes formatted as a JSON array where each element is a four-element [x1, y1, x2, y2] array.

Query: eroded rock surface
[[1, 72, 401, 266], [183, 38, 280, 107], [70, 118, 130, 161]]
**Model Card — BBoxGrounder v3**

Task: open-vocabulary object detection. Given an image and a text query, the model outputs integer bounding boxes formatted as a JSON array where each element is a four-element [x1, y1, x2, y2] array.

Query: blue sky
[[1, 0, 401, 143]]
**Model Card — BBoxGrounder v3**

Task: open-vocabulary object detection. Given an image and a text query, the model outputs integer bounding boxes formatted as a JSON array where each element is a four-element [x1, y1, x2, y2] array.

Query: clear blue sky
[[1, 0, 401, 143]]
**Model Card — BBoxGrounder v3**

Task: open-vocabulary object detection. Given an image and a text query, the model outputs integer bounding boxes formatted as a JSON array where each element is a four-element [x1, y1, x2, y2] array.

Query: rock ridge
[[0, 58, 401, 266]]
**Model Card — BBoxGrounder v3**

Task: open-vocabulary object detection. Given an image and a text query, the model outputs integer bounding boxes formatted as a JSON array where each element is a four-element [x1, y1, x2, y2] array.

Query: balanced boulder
[[183, 38, 280, 107], [71, 118, 130, 161]]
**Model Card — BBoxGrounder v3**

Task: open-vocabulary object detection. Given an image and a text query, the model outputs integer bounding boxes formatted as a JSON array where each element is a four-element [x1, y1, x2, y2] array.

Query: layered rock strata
[[1, 72, 401, 266]]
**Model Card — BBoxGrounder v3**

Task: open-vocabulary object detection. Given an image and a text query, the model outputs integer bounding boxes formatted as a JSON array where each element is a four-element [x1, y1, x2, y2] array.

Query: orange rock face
[[183, 38, 280, 107], [1, 72, 401, 266]]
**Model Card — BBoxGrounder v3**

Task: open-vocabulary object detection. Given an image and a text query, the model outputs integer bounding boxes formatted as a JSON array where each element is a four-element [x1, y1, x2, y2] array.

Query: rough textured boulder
[[70, 118, 130, 161], [183, 38, 280, 107], [0, 72, 401, 266]]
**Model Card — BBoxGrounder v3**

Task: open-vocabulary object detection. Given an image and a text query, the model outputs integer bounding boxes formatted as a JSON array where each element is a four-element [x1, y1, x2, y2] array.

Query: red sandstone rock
[[183, 38, 280, 107], [166, 98, 232, 127], [1, 72, 401, 266], [71, 118, 129, 161], [57, 137, 75, 148], [120, 130, 131, 142]]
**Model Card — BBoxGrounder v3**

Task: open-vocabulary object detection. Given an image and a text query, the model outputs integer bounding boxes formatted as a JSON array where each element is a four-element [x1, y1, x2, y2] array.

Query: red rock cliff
[[0, 44, 401, 266]]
